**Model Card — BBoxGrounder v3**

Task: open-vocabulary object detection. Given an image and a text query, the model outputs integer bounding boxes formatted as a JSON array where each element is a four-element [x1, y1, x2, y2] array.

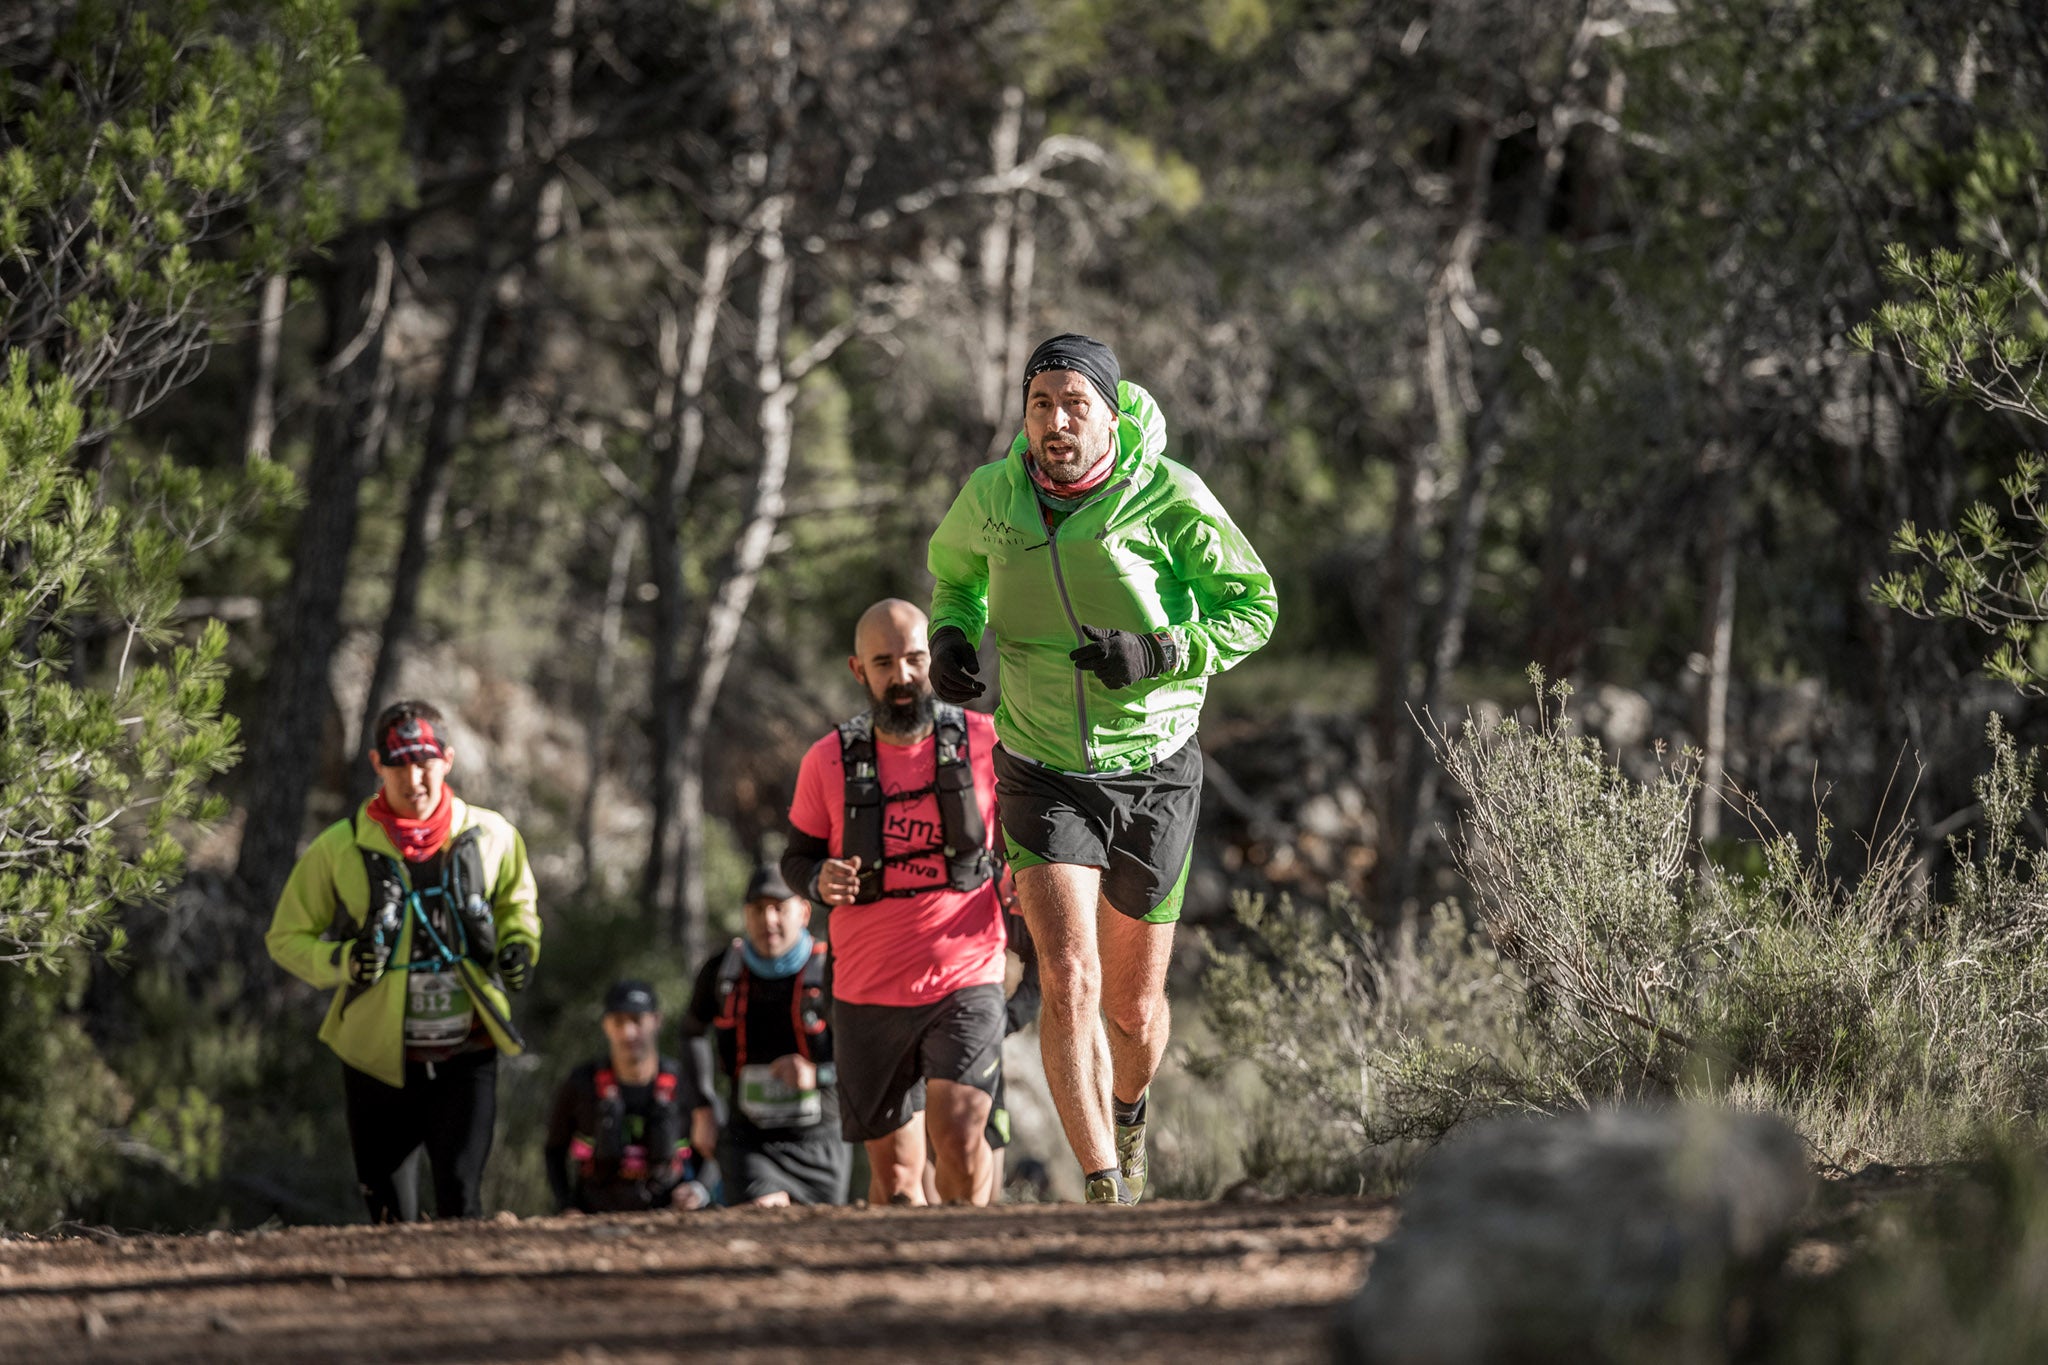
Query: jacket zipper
[[1040, 477, 1131, 774]]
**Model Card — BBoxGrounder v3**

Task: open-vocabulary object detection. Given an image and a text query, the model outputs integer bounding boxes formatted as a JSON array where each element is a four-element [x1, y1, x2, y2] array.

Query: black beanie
[[1022, 333, 1121, 414]]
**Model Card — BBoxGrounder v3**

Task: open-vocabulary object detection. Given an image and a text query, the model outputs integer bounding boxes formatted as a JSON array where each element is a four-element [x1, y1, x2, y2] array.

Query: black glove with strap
[[1069, 624, 1175, 691], [497, 940, 533, 992], [347, 938, 390, 987], [929, 625, 985, 703]]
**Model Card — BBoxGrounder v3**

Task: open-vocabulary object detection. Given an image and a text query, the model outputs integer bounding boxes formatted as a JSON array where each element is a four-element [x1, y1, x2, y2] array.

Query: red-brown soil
[[0, 1197, 1392, 1364]]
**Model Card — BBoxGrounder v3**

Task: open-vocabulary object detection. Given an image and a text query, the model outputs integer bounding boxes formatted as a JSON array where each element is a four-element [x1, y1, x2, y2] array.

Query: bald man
[[780, 600, 1009, 1204]]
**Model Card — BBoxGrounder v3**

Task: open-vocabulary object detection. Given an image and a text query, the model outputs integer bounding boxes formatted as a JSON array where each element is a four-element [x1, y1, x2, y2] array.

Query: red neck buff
[[1027, 446, 1117, 499], [367, 786, 453, 862]]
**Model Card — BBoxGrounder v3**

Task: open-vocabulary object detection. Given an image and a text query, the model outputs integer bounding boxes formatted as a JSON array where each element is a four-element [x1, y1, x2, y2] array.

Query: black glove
[[347, 938, 390, 987], [497, 940, 533, 992], [929, 625, 985, 703], [1069, 624, 1173, 691]]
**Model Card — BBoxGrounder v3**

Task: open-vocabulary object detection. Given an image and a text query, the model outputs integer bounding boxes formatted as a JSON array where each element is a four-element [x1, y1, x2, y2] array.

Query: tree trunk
[[578, 515, 639, 891], [669, 195, 796, 959], [243, 272, 288, 463], [1372, 439, 1424, 770], [641, 229, 739, 929], [973, 87, 1025, 429], [533, 0, 578, 245], [971, 84, 1030, 474], [1695, 456, 1738, 845], [1374, 89, 1508, 930], [354, 98, 528, 772], [233, 229, 398, 927]]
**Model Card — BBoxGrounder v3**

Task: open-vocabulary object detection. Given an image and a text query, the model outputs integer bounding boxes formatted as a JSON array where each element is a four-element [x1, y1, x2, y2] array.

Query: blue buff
[[742, 929, 814, 979]]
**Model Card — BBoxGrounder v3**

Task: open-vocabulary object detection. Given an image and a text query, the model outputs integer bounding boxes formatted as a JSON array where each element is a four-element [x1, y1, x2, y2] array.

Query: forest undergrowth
[[1198, 671, 2048, 1193]]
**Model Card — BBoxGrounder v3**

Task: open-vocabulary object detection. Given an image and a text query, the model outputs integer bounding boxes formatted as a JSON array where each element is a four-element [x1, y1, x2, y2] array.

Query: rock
[[1582, 684, 1654, 751], [1299, 794, 1349, 841], [1332, 1105, 1813, 1365], [1749, 678, 1828, 750]]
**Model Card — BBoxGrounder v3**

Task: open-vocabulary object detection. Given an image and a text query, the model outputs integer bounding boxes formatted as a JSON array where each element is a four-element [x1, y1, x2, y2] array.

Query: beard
[[1031, 421, 1112, 484], [870, 682, 935, 737]]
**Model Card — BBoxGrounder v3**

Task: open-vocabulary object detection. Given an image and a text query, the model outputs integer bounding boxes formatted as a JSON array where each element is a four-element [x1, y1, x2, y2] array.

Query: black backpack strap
[[837, 713, 886, 902], [592, 1064, 625, 1165], [358, 846, 408, 950], [339, 816, 409, 1014], [797, 942, 829, 1047], [443, 825, 496, 964], [714, 939, 746, 1018], [931, 702, 992, 893]]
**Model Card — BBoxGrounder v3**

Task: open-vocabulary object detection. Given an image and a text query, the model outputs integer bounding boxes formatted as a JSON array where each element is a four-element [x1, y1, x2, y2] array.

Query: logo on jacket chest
[[980, 514, 1036, 548]]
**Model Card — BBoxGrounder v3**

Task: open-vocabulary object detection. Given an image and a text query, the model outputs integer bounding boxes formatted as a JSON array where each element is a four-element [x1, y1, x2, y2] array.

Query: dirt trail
[[0, 1197, 1390, 1364]]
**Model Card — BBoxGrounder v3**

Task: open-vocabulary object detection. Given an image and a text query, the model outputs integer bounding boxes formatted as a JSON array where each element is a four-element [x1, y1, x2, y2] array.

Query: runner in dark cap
[[544, 979, 709, 1214], [680, 865, 849, 1206]]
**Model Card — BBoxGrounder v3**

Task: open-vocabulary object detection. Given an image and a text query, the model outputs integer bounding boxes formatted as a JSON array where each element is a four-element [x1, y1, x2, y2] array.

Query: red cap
[[377, 716, 448, 765]]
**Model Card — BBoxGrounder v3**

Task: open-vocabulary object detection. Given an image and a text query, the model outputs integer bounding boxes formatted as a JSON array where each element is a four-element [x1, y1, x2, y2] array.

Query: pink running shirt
[[787, 711, 1007, 1007]]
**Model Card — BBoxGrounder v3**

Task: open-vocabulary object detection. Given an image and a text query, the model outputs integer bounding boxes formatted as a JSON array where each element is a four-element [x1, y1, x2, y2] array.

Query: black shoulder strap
[[931, 703, 992, 893], [443, 825, 496, 963], [836, 713, 886, 902], [794, 941, 829, 1054], [356, 845, 407, 948], [715, 939, 746, 1001]]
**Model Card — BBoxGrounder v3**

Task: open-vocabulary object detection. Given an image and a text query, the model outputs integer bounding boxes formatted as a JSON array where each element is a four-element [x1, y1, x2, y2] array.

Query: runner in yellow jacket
[[266, 699, 541, 1222]]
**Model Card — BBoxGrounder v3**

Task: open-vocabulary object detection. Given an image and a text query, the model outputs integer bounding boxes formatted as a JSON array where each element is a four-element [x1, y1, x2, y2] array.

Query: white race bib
[[737, 1063, 822, 1129], [403, 969, 475, 1050]]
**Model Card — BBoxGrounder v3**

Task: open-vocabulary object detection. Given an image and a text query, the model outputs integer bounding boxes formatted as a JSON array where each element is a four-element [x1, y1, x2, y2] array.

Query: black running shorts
[[833, 983, 1006, 1144], [721, 1126, 851, 1206], [993, 740, 1202, 923]]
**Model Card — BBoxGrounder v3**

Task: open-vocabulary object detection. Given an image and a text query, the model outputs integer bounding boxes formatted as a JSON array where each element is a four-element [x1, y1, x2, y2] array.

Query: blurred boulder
[[1580, 684, 1653, 751], [1333, 1105, 1812, 1365]]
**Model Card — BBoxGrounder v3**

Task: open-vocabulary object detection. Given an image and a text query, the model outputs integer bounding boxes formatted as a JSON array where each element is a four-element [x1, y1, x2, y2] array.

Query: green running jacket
[[928, 383, 1277, 774]]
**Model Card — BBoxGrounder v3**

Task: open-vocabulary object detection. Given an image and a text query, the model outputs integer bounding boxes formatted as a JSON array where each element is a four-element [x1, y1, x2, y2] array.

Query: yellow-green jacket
[[265, 795, 541, 1087]]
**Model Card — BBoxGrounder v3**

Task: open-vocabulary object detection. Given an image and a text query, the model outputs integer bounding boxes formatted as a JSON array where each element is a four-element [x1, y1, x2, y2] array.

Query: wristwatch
[[1150, 630, 1179, 677]]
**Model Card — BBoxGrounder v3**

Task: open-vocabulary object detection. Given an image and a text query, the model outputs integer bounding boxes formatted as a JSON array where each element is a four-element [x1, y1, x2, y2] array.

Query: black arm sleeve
[[680, 954, 723, 1116], [544, 1144, 575, 1212], [542, 1073, 581, 1211], [782, 829, 832, 903]]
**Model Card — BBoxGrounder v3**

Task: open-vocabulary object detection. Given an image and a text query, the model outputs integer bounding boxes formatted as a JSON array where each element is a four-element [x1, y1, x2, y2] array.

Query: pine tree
[[0, 0, 398, 968]]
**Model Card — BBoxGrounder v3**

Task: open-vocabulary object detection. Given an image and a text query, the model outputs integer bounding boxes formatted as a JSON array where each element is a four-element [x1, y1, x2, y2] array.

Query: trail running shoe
[[1116, 1118, 1148, 1204], [1084, 1173, 1133, 1205]]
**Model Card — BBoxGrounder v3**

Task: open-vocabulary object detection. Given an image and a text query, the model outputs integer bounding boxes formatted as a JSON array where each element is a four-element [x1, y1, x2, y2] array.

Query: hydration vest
[[350, 821, 496, 970], [337, 817, 502, 1021], [836, 701, 992, 902], [712, 939, 829, 1072], [570, 1065, 687, 1184]]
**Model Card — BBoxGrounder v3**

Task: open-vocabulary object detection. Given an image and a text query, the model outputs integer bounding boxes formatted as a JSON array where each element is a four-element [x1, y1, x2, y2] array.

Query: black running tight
[[341, 1049, 497, 1222]]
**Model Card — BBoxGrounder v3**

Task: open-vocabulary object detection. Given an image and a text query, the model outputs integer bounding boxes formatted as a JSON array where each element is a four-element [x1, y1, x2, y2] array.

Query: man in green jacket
[[926, 334, 1276, 1204], [266, 699, 541, 1222]]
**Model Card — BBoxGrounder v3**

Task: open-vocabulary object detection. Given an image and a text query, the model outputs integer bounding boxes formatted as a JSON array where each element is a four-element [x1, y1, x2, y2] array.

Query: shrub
[[1203, 674, 2048, 1191]]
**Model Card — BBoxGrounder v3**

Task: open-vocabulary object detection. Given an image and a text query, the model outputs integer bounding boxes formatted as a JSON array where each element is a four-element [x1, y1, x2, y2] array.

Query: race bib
[[403, 969, 475, 1050], [737, 1063, 822, 1129]]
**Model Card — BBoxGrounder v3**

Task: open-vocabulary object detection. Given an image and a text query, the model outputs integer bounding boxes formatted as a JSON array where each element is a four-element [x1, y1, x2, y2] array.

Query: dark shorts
[[994, 740, 1202, 923], [834, 983, 1006, 1144], [721, 1127, 851, 1206]]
